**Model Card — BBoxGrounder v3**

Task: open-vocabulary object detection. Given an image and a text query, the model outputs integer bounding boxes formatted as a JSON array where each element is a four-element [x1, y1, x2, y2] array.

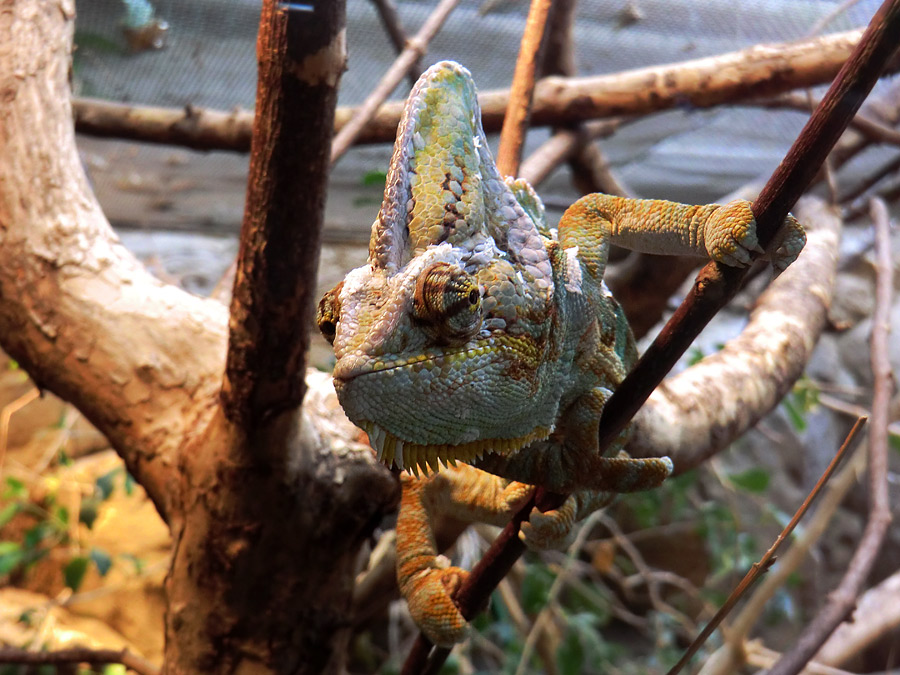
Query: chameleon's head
[[316, 61, 561, 474]]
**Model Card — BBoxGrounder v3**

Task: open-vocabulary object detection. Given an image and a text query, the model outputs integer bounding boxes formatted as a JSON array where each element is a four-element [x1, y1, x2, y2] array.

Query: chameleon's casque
[[317, 61, 805, 646]]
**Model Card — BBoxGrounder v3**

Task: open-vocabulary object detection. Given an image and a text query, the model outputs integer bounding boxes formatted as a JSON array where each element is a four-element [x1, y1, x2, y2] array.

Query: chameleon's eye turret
[[316, 282, 343, 345], [413, 262, 482, 342]]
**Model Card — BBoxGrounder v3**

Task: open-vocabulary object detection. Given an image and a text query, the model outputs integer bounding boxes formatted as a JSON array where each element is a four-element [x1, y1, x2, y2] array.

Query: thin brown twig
[[766, 197, 895, 675], [0, 647, 160, 675], [369, 0, 422, 86], [495, 0, 554, 177], [518, 119, 627, 187], [330, 0, 460, 164], [666, 417, 868, 675]]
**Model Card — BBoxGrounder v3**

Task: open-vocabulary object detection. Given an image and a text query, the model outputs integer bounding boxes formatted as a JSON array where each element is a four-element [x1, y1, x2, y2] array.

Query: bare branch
[[0, 0, 227, 522], [222, 0, 345, 428], [330, 0, 460, 163], [628, 198, 840, 468], [767, 195, 895, 675], [369, 0, 423, 86], [495, 0, 554, 177], [72, 29, 896, 151], [816, 570, 900, 666], [668, 418, 867, 675], [0, 647, 159, 675]]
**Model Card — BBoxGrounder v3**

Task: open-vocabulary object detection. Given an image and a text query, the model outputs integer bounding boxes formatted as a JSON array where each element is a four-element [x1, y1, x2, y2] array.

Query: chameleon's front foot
[[400, 565, 470, 647], [706, 199, 805, 271]]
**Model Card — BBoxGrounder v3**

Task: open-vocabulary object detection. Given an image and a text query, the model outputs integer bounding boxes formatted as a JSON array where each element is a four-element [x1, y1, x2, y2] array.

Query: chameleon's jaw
[[360, 421, 551, 476]]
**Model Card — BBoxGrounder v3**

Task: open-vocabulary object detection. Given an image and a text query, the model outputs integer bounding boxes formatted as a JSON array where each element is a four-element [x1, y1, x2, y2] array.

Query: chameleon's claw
[[520, 495, 581, 550], [402, 566, 471, 647]]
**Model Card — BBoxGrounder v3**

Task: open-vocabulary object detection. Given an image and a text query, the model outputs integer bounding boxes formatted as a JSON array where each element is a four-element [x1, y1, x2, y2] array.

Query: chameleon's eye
[[413, 262, 482, 342], [316, 282, 343, 345]]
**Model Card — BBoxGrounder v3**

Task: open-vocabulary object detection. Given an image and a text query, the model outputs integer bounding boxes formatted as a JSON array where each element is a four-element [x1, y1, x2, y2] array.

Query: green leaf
[[521, 565, 555, 614], [64, 555, 90, 590], [0, 542, 24, 575], [58, 449, 72, 466], [686, 347, 705, 366], [361, 169, 387, 187], [54, 505, 69, 527], [557, 626, 585, 675], [0, 502, 21, 529], [24, 521, 53, 549], [727, 467, 770, 493], [121, 553, 145, 574], [95, 468, 120, 500], [90, 548, 113, 577], [889, 432, 900, 454], [781, 396, 807, 432], [3, 476, 27, 500], [79, 499, 99, 529]]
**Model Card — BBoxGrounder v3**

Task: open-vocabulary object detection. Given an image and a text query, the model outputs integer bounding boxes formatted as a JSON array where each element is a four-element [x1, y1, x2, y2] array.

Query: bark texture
[[0, 2, 398, 673]]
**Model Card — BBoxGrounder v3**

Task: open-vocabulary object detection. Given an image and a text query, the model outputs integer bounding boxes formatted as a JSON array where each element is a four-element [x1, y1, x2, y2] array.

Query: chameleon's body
[[317, 62, 804, 646]]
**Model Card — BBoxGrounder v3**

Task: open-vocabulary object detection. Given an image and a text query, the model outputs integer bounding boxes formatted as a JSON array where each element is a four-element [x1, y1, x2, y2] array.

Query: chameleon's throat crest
[[361, 421, 551, 476]]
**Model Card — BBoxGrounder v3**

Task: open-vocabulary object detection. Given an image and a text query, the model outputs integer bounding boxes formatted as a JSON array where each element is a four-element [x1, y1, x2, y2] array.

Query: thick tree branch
[[628, 197, 840, 467], [0, 0, 226, 523], [596, 0, 900, 456], [222, 1, 344, 428], [72, 28, 896, 151]]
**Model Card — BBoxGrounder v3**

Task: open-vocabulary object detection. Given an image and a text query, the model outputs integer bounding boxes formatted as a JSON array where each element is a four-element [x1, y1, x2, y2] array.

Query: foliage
[[0, 467, 134, 591]]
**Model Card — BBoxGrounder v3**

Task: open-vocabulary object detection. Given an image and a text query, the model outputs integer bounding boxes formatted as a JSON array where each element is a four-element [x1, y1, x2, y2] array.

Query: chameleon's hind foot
[[401, 564, 470, 647]]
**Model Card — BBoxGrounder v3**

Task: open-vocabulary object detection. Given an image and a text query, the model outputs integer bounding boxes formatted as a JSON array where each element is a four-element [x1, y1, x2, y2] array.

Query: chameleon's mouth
[[361, 421, 551, 476]]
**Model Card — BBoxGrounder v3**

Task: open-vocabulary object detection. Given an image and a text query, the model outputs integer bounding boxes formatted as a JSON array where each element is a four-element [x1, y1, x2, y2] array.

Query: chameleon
[[316, 61, 805, 646]]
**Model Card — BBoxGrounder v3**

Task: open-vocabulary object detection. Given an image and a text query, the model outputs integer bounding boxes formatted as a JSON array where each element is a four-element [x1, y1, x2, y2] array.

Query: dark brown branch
[[73, 28, 896, 152], [766, 196, 895, 675], [369, 0, 422, 87], [221, 0, 344, 428], [495, 0, 553, 176], [330, 0, 460, 163], [0, 647, 159, 675]]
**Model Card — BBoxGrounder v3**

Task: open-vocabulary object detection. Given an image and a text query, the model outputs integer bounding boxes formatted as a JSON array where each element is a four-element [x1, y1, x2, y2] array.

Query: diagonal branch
[[330, 0, 460, 164], [494, 0, 553, 177], [596, 0, 900, 455], [766, 196, 895, 675], [0, 0, 227, 523]]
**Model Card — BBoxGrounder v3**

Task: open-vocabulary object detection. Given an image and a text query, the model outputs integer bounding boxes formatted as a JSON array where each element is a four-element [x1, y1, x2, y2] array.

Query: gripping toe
[[403, 566, 471, 647]]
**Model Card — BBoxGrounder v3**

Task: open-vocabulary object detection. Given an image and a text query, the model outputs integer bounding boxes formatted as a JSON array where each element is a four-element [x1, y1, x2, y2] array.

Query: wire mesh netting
[[73, 0, 891, 299]]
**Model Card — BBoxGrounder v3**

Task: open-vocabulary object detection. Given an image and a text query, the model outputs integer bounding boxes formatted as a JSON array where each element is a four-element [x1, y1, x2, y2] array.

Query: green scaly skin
[[317, 61, 805, 646]]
